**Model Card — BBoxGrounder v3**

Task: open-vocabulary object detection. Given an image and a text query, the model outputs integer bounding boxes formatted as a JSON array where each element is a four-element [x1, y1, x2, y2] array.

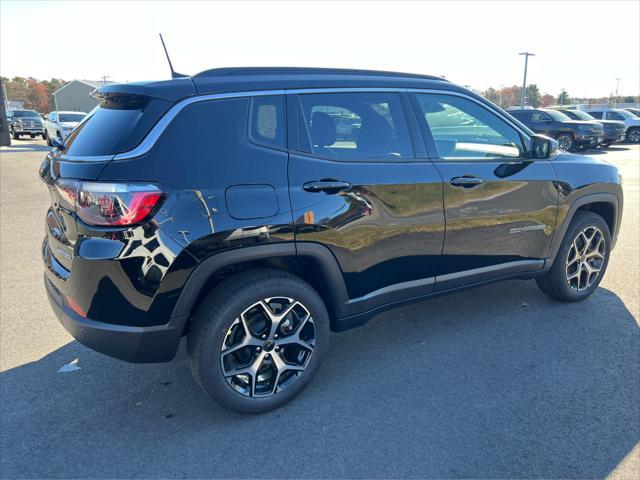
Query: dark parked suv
[[41, 68, 623, 413], [556, 108, 626, 147], [508, 107, 603, 151]]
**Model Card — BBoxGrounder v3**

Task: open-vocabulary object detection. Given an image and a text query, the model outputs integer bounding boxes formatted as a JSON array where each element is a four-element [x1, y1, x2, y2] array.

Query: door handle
[[450, 176, 484, 188], [303, 180, 352, 194]]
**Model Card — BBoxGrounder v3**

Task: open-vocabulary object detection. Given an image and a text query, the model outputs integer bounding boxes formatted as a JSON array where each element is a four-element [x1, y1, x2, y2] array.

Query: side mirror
[[50, 137, 65, 151], [530, 134, 558, 159]]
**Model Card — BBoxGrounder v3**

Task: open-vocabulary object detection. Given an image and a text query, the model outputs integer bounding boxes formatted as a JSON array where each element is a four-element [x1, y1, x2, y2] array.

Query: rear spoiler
[[91, 77, 195, 103]]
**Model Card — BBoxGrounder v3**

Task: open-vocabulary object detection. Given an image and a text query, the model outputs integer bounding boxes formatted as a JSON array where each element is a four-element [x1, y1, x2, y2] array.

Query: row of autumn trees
[[1, 77, 67, 113], [481, 84, 639, 109]]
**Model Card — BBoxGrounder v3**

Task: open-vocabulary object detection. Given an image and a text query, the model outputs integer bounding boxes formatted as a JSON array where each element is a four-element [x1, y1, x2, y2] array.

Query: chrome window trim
[[59, 87, 530, 162]]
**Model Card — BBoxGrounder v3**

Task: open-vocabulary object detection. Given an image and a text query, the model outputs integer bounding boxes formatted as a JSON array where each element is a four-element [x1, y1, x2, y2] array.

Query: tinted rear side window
[[248, 95, 286, 149], [509, 111, 530, 122], [589, 111, 603, 119], [296, 92, 413, 160], [62, 96, 171, 158]]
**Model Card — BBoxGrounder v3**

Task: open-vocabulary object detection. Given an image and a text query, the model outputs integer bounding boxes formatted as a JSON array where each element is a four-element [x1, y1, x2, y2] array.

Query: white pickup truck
[[44, 111, 87, 146]]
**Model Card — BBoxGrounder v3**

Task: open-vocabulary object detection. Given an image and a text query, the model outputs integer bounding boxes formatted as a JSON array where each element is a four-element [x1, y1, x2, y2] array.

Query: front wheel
[[187, 268, 330, 413], [536, 211, 611, 301], [626, 127, 640, 143], [556, 133, 574, 151], [11, 129, 19, 140]]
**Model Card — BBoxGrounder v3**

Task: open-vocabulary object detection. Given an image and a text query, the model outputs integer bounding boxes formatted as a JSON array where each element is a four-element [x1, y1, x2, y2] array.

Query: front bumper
[[16, 128, 44, 134], [602, 132, 626, 144], [575, 134, 601, 147], [44, 274, 186, 363]]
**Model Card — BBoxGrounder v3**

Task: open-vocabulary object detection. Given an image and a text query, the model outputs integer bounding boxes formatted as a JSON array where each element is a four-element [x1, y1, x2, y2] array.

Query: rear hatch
[[40, 79, 194, 273]]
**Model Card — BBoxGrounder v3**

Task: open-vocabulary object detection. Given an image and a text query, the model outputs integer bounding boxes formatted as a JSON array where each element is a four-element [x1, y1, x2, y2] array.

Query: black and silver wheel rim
[[557, 135, 573, 150], [565, 226, 606, 291], [220, 297, 316, 398], [629, 129, 640, 143]]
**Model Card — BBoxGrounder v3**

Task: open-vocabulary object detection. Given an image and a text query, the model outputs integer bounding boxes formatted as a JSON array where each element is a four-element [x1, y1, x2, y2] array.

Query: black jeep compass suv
[[41, 67, 623, 413]]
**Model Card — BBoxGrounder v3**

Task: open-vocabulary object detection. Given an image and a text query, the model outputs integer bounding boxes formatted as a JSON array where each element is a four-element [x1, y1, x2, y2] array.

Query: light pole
[[614, 78, 621, 107], [519, 52, 535, 108]]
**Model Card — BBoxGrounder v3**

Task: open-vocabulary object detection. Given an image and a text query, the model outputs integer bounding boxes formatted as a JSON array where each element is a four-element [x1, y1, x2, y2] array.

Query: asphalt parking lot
[[1, 139, 639, 479]]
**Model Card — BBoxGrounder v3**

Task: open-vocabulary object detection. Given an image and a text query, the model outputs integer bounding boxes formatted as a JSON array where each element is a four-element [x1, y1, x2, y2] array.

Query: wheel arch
[[547, 193, 620, 267], [170, 243, 350, 334]]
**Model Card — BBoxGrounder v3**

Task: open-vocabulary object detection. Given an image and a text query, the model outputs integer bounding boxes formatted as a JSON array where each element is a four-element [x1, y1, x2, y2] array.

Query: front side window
[[248, 95, 285, 149], [531, 111, 552, 122], [416, 93, 524, 159], [297, 92, 413, 160], [608, 111, 625, 121], [589, 111, 604, 119], [545, 110, 571, 121]]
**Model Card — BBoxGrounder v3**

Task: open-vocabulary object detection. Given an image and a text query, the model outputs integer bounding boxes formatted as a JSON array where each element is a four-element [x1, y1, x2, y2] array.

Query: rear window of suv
[[62, 95, 172, 158]]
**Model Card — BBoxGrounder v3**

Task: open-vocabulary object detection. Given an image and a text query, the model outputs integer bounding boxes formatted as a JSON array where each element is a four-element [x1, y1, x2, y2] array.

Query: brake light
[[54, 180, 163, 226]]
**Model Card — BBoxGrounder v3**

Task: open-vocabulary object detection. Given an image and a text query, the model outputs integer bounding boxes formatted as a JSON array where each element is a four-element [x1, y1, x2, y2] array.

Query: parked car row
[[5, 109, 87, 142], [507, 106, 639, 151]]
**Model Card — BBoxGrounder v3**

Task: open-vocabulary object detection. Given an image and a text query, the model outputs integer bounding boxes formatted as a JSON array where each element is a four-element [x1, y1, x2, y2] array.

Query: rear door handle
[[303, 180, 352, 194], [450, 176, 484, 188]]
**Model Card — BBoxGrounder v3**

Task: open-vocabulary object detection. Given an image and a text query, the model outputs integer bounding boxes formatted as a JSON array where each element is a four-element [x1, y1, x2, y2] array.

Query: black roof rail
[[193, 67, 448, 82]]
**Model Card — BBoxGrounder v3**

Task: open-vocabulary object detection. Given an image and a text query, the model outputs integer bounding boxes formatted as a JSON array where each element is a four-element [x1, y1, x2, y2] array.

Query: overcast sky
[[1, 0, 638, 97]]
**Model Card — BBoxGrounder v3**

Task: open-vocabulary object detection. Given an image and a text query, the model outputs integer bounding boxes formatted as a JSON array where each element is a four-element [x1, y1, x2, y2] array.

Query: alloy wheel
[[220, 297, 316, 397], [557, 135, 573, 150], [629, 129, 640, 143], [565, 226, 606, 291]]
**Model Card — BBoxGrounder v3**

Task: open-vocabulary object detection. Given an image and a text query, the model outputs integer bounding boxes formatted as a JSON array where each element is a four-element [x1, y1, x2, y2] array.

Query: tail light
[[54, 180, 163, 226]]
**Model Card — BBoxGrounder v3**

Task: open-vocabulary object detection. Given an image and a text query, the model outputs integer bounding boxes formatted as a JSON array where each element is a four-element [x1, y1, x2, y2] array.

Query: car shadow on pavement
[[1, 281, 638, 479]]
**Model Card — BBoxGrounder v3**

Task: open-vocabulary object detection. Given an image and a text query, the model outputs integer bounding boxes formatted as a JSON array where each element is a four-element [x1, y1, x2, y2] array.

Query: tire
[[41, 133, 46, 140], [626, 127, 640, 143], [11, 129, 19, 140], [556, 133, 574, 151], [187, 268, 330, 413], [45, 132, 52, 146], [30, 134, 35, 138], [536, 211, 611, 302]]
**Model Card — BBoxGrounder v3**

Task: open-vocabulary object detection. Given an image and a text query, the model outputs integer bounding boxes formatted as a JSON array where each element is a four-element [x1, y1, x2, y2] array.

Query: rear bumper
[[45, 274, 187, 363]]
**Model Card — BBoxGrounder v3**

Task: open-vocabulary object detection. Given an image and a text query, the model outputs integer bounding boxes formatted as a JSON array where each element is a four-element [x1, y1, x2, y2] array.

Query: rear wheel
[[187, 268, 330, 413], [536, 211, 610, 301], [11, 128, 19, 140], [30, 133, 35, 138], [556, 133, 574, 151], [626, 127, 639, 143]]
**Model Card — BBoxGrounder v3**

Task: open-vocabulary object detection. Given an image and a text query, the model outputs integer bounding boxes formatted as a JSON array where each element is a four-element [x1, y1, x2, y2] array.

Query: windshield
[[58, 113, 86, 123], [546, 110, 571, 121], [564, 110, 594, 121], [614, 109, 637, 119], [13, 110, 40, 118]]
